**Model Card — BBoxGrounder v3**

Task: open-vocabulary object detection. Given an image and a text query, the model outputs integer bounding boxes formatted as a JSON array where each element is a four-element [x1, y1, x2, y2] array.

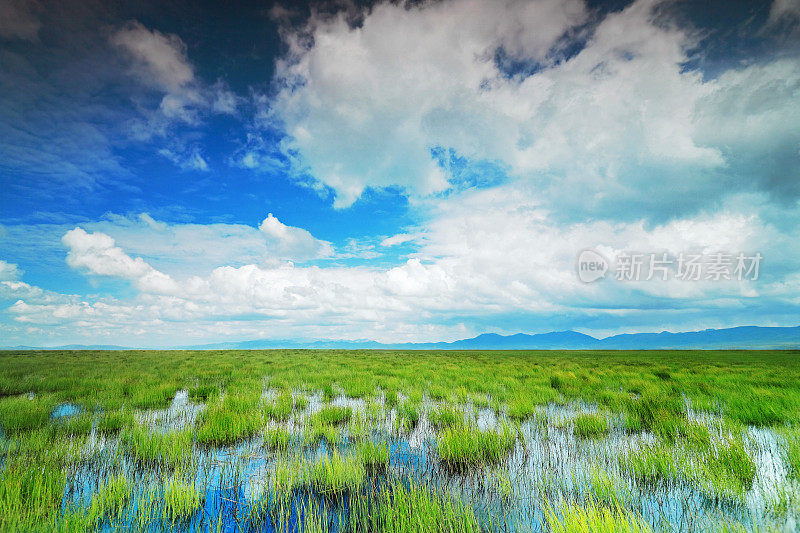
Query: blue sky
[[1, 0, 799, 347]]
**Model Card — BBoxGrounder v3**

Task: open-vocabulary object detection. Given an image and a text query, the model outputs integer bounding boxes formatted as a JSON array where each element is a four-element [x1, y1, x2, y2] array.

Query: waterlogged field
[[0, 350, 799, 532]]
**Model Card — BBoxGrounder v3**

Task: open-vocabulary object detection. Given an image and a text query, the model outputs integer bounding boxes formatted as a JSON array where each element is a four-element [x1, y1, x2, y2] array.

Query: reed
[[314, 405, 352, 426], [120, 425, 193, 467], [572, 413, 610, 439], [87, 473, 131, 524], [163, 474, 201, 522], [437, 423, 516, 469], [359, 440, 389, 470], [546, 499, 652, 533]]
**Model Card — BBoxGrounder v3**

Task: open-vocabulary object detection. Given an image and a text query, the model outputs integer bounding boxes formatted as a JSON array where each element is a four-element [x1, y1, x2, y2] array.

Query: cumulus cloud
[[268, 0, 800, 217], [19, 187, 792, 346], [59, 213, 334, 284], [259, 214, 334, 260], [61, 227, 179, 294], [61, 228, 183, 297]]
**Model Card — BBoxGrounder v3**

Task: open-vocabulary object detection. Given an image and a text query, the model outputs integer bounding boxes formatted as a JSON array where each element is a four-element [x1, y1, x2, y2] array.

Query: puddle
[[51, 403, 81, 418], [41, 393, 800, 531], [135, 389, 205, 432]]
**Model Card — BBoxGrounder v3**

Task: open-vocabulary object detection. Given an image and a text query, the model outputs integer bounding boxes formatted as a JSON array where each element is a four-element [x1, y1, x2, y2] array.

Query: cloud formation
[[270, 0, 800, 217], [0, 0, 41, 41], [110, 20, 242, 167], [259, 214, 334, 260], [0, 260, 22, 281], [2, 0, 800, 347], [3, 187, 790, 346]]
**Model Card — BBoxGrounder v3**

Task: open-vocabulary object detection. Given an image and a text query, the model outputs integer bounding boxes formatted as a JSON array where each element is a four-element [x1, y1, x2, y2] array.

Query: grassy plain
[[0, 349, 798, 531]]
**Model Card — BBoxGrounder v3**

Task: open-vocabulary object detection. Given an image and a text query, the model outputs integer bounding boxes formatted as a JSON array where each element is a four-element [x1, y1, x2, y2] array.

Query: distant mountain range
[[3, 325, 798, 351]]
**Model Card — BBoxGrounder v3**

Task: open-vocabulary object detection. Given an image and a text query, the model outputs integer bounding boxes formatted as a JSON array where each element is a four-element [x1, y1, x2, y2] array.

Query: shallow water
[[136, 389, 205, 432], [52, 402, 82, 418], [51, 391, 800, 532]]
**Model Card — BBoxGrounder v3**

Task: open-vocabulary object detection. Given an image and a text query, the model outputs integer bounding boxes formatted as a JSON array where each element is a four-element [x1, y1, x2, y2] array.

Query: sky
[[1, 0, 799, 347]]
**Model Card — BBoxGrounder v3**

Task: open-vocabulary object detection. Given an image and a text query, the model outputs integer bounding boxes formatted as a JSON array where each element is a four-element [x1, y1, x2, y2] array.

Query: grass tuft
[[572, 414, 610, 439], [437, 423, 516, 469], [547, 499, 653, 533]]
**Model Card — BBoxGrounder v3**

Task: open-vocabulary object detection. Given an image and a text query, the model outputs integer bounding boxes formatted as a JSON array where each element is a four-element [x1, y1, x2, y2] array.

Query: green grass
[[322, 384, 336, 403], [188, 384, 217, 402], [271, 457, 309, 502], [385, 389, 398, 408], [0, 348, 798, 531], [163, 475, 201, 522], [264, 391, 297, 421], [87, 474, 131, 524], [96, 409, 134, 435], [397, 401, 420, 431], [342, 377, 375, 399], [196, 393, 262, 445], [264, 426, 293, 450], [304, 421, 343, 446], [428, 404, 463, 429], [587, 467, 629, 507], [490, 468, 513, 500], [0, 395, 54, 433], [572, 414, 610, 438], [361, 481, 480, 532], [267, 452, 367, 499], [620, 431, 756, 501], [359, 440, 389, 470], [783, 427, 800, 479], [0, 457, 65, 529], [437, 423, 517, 469], [309, 452, 366, 494], [313, 405, 352, 426], [130, 383, 178, 410], [120, 425, 193, 467], [508, 395, 536, 420], [547, 499, 652, 533], [50, 412, 93, 438]]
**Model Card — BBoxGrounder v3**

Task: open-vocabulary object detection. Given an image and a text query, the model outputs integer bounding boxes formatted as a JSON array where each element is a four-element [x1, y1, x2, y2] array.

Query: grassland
[[0, 349, 798, 531]]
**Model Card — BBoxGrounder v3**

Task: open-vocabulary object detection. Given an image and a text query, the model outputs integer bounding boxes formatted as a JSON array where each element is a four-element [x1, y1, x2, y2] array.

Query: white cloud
[[769, 0, 800, 25], [269, 0, 799, 216], [380, 233, 418, 247], [211, 80, 240, 114], [63, 228, 152, 279], [60, 213, 334, 282], [259, 214, 334, 260], [111, 21, 195, 92], [20, 188, 793, 346], [0, 280, 74, 306], [0, 260, 22, 281], [157, 146, 209, 171], [109, 21, 245, 163], [271, 0, 586, 206], [61, 227, 180, 294]]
